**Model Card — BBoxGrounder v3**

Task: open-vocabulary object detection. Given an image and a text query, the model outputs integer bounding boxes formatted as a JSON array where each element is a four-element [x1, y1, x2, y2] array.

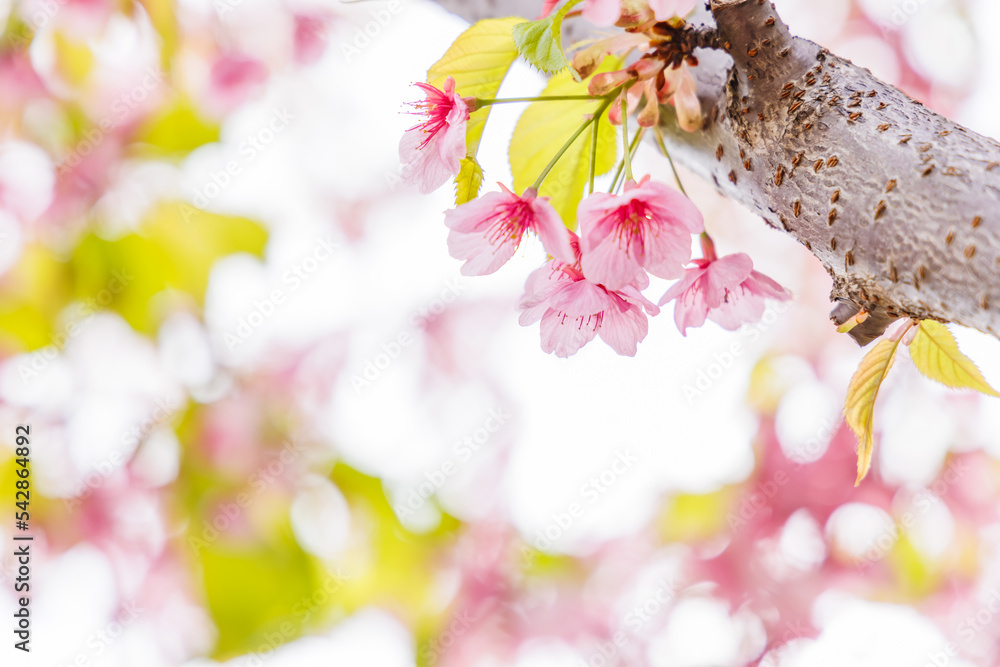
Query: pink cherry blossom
[[649, 0, 698, 21], [399, 76, 470, 194], [445, 184, 575, 276], [658, 250, 792, 335], [518, 245, 659, 358], [578, 175, 704, 290]]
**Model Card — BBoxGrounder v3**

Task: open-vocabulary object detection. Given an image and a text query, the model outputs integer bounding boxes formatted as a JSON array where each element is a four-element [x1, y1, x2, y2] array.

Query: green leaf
[[513, 17, 568, 74], [70, 202, 267, 332], [509, 58, 620, 229], [512, 0, 583, 76], [909, 320, 1000, 397], [844, 337, 903, 485], [455, 157, 484, 205], [428, 16, 525, 197]]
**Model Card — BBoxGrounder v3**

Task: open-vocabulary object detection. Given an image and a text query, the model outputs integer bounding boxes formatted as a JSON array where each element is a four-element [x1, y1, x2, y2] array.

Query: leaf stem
[[475, 95, 599, 107]]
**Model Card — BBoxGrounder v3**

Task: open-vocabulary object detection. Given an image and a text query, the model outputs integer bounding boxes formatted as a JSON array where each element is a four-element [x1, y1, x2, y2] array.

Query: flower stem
[[699, 233, 717, 262], [653, 128, 688, 197], [589, 111, 600, 195], [531, 93, 617, 191], [474, 95, 599, 108], [609, 127, 645, 194], [621, 98, 633, 183]]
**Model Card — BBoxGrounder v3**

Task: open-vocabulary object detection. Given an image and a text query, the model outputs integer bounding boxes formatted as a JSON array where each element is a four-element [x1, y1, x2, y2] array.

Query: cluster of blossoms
[[398, 1, 792, 358]]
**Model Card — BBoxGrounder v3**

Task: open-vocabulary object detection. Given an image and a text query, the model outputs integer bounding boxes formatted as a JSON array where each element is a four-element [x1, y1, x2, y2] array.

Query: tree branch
[[432, 0, 1000, 344]]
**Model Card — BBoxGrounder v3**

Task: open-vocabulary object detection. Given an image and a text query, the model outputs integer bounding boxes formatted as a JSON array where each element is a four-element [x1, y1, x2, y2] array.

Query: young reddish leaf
[[909, 320, 1000, 397], [844, 337, 903, 485]]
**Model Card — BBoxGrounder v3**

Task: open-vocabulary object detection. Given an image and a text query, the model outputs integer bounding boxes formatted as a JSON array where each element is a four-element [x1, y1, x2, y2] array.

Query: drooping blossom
[[649, 0, 698, 21], [518, 237, 659, 357], [444, 184, 575, 276], [399, 76, 471, 194], [589, 55, 701, 130], [664, 63, 702, 131], [571, 32, 652, 80], [578, 175, 703, 290], [658, 245, 792, 335]]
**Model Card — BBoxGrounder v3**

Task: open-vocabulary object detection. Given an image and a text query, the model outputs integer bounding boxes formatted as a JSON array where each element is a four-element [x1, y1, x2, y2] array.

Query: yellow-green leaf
[[509, 58, 620, 229], [455, 156, 484, 205], [69, 203, 267, 332], [844, 337, 902, 485], [137, 96, 219, 156], [909, 320, 1000, 397], [428, 17, 524, 171]]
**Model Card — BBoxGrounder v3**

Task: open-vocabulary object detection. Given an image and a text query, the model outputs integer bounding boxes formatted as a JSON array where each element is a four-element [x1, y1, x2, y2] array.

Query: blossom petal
[[599, 302, 648, 356], [539, 309, 600, 358], [708, 286, 766, 330], [580, 233, 645, 290], [744, 270, 793, 301], [448, 229, 519, 276], [703, 253, 753, 308], [530, 198, 576, 265]]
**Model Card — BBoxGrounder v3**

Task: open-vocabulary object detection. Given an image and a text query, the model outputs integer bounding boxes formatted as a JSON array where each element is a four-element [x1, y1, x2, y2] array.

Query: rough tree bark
[[433, 0, 1000, 344]]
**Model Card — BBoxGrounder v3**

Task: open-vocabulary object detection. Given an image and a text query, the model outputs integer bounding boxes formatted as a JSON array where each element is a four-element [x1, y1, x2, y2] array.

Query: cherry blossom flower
[[658, 250, 792, 335], [518, 241, 659, 357], [649, 0, 698, 21], [578, 175, 703, 290], [445, 184, 575, 276], [399, 76, 471, 194]]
